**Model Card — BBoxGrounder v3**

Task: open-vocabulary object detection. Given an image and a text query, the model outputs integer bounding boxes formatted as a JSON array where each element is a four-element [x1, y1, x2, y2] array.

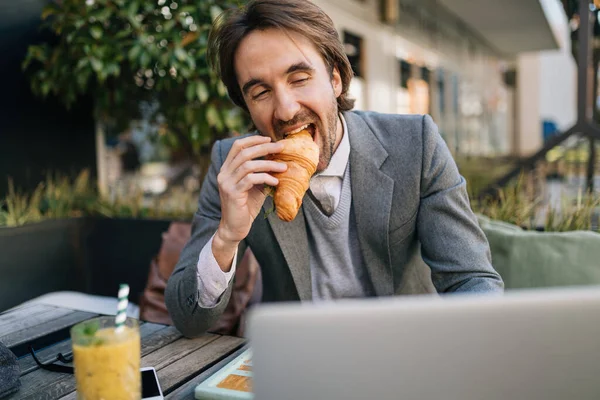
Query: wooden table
[[0, 303, 247, 399]]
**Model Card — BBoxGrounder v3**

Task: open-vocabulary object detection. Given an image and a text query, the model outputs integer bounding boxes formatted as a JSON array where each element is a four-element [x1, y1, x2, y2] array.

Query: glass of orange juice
[[71, 316, 141, 400]]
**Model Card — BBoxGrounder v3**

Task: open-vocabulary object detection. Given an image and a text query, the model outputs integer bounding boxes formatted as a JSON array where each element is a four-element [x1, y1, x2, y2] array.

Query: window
[[437, 69, 445, 114], [343, 30, 364, 78], [421, 66, 430, 84], [399, 60, 411, 89]]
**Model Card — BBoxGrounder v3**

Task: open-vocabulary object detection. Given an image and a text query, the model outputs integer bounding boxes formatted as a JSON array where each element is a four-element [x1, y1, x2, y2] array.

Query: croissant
[[266, 128, 319, 222]]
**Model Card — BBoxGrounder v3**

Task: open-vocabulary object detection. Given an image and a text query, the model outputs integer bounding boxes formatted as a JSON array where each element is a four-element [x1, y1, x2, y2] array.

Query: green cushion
[[477, 215, 600, 289]]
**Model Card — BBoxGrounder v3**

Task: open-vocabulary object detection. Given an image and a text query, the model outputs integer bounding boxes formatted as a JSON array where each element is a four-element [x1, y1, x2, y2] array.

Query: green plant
[[41, 170, 97, 219], [22, 0, 250, 171], [456, 156, 516, 199], [473, 175, 540, 230], [0, 170, 198, 227], [0, 180, 44, 227], [544, 190, 600, 232], [92, 186, 197, 220], [473, 176, 600, 232]]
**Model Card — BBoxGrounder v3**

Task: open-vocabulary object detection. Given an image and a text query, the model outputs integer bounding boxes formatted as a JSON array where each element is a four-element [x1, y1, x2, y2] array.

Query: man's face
[[234, 28, 343, 173]]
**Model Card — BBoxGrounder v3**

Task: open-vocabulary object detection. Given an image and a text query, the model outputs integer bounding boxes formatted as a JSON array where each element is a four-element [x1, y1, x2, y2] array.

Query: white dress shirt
[[195, 114, 350, 307]]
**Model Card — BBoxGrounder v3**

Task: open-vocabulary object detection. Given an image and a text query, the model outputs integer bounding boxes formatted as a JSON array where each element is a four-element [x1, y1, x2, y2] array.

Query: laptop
[[247, 286, 600, 400]]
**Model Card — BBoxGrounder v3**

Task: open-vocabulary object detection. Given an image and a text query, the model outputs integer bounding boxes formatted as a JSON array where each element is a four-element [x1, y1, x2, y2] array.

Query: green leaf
[[210, 5, 223, 22], [196, 81, 209, 103], [98, 69, 108, 83], [90, 26, 103, 40], [184, 107, 195, 125], [107, 63, 121, 77], [206, 104, 223, 131], [90, 58, 103, 72], [224, 108, 243, 130], [190, 124, 200, 141], [128, 45, 142, 61], [186, 82, 196, 101], [115, 28, 131, 40], [93, 8, 112, 23], [83, 320, 99, 336], [163, 20, 176, 32], [217, 80, 227, 97], [140, 51, 151, 67], [41, 4, 60, 20], [174, 47, 187, 62], [72, 320, 106, 346], [179, 6, 196, 14], [127, 2, 139, 18], [76, 58, 90, 70], [186, 56, 196, 70], [76, 70, 90, 90], [41, 82, 51, 96]]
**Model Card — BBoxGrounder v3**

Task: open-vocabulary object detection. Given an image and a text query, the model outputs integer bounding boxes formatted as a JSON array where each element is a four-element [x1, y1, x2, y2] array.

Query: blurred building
[[313, 0, 575, 158]]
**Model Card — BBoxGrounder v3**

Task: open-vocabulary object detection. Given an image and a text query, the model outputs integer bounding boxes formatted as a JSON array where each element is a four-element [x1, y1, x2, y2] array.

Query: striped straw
[[115, 283, 129, 333]]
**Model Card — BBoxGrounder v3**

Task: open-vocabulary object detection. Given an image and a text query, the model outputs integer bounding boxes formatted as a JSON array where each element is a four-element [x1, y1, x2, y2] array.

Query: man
[[166, 0, 503, 338]]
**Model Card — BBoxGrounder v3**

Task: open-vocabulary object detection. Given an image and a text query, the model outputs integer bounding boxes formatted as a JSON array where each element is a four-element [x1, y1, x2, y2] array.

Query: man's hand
[[213, 135, 287, 271]]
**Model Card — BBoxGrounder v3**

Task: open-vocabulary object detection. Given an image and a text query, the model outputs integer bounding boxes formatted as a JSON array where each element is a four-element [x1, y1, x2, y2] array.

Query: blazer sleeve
[[416, 115, 504, 293], [165, 139, 239, 337]]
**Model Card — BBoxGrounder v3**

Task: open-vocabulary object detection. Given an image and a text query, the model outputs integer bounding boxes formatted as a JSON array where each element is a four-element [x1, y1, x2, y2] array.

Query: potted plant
[[0, 174, 94, 311], [0, 171, 199, 311]]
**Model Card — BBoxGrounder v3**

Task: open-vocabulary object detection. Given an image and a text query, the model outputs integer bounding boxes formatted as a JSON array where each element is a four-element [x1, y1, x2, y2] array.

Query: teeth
[[288, 124, 310, 135]]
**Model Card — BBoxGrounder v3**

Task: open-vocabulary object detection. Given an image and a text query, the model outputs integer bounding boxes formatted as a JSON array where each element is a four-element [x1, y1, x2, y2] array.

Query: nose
[[273, 89, 301, 122]]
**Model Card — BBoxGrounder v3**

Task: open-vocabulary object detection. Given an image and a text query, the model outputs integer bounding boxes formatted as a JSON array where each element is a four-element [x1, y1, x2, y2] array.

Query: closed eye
[[253, 90, 269, 100], [293, 78, 310, 84]]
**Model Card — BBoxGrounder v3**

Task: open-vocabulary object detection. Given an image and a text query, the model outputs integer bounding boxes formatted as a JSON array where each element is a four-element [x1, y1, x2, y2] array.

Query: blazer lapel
[[344, 112, 395, 296], [264, 196, 312, 301]]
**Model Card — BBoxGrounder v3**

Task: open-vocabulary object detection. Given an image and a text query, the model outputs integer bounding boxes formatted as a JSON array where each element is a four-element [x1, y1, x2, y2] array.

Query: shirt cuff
[[196, 233, 238, 308]]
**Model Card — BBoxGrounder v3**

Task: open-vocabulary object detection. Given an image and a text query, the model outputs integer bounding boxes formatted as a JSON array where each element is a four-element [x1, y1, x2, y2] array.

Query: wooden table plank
[[159, 336, 246, 395], [165, 344, 249, 399], [8, 368, 74, 400], [1, 311, 97, 348], [0, 304, 57, 334], [139, 325, 184, 357], [141, 334, 221, 371], [0, 305, 73, 338]]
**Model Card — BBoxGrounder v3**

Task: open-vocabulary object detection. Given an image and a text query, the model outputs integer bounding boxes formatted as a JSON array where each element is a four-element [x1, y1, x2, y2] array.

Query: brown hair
[[207, 0, 355, 113]]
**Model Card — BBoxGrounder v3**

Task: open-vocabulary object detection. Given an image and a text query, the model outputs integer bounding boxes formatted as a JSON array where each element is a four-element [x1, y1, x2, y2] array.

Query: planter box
[[0, 219, 88, 311], [83, 218, 172, 303], [0, 217, 176, 312]]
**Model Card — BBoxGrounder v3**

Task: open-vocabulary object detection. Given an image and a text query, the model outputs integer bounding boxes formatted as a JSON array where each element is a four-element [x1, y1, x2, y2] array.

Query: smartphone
[[141, 367, 164, 400]]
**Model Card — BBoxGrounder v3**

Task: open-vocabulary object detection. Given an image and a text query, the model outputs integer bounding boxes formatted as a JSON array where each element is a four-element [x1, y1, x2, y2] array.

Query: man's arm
[[417, 115, 504, 293], [165, 140, 236, 337], [165, 135, 287, 337]]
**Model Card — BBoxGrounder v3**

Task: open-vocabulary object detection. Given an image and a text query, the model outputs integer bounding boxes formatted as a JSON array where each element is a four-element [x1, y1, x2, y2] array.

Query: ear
[[331, 66, 343, 98]]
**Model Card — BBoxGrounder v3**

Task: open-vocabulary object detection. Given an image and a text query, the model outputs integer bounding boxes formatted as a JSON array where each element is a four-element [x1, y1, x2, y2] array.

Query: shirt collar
[[314, 113, 350, 178]]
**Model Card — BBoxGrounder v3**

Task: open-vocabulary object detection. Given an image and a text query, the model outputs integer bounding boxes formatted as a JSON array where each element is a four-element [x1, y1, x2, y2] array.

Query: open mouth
[[283, 123, 317, 142]]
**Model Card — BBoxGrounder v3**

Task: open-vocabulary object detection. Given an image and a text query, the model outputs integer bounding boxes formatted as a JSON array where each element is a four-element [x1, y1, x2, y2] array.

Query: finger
[[222, 136, 272, 171], [236, 173, 279, 192], [228, 142, 284, 172], [232, 160, 287, 184]]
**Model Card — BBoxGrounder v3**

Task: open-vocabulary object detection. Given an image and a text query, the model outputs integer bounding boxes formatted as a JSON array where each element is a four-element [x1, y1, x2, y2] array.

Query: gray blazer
[[165, 111, 504, 337]]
